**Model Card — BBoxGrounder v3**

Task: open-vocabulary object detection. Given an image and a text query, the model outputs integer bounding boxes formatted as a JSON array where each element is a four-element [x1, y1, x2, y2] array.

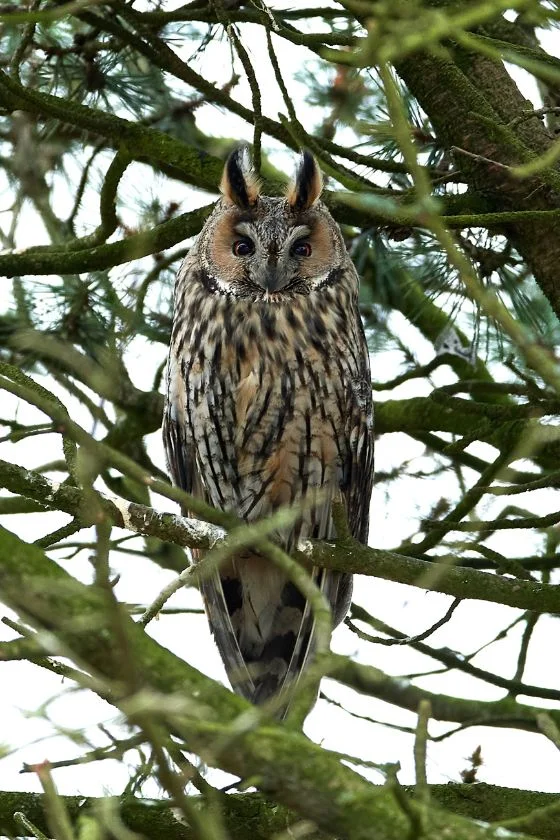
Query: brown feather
[[163, 151, 374, 715]]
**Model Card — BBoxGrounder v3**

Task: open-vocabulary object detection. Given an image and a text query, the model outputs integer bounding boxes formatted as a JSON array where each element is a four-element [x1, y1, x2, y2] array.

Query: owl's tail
[[201, 563, 351, 717]]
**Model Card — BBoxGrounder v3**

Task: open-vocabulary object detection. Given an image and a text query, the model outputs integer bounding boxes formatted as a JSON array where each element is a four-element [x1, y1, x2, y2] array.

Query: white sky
[[1, 0, 560, 806]]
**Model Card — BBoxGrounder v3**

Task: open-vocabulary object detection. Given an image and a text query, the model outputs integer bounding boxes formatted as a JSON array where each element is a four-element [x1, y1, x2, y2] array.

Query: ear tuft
[[220, 148, 261, 208], [286, 151, 322, 211]]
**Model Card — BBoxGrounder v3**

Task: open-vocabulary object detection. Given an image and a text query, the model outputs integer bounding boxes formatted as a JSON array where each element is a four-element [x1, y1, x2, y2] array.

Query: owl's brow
[[232, 211, 257, 224], [233, 221, 257, 238], [288, 225, 312, 241], [232, 222, 312, 239]]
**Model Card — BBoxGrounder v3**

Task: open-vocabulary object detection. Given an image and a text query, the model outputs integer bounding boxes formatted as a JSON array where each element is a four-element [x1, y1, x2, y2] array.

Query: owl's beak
[[263, 266, 283, 293], [260, 256, 287, 293]]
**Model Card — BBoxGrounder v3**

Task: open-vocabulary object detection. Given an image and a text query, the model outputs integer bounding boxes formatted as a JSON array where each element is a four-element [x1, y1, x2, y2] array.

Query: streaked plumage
[[163, 150, 373, 710]]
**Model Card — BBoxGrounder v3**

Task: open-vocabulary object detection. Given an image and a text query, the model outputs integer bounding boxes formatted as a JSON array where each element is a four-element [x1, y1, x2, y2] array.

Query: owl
[[163, 149, 374, 711]]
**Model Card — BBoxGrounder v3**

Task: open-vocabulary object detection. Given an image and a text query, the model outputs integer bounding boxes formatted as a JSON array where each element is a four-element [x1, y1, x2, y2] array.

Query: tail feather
[[200, 572, 255, 700], [201, 561, 349, 716]]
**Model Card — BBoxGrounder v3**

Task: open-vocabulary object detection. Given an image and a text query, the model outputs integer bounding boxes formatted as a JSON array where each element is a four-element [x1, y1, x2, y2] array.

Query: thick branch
[[394, 23, 560, 320], [0, 787, 558, 840], [329, 654, 557, 733], [0, 205, 212, 277], [0, 69, 223, 190], [0, 458, 224, 554], [307, 539, 560, 614]]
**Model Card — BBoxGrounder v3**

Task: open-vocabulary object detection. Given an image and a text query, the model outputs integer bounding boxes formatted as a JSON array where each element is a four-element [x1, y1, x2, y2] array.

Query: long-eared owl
[[163, 150, 374, 710]]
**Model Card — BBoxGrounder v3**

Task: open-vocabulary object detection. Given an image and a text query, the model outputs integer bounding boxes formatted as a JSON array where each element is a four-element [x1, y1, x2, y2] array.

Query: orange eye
[[291, 241, 312, 257], [232, 238, 254, 257]]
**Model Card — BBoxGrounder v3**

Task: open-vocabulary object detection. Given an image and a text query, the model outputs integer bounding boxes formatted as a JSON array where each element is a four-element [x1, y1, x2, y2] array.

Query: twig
[[509, 612, 539, 696], [414, 700, 431, 807], [451, 145, 512, 172], [227, 25, 263, 173], [509, 105, 560, 128]]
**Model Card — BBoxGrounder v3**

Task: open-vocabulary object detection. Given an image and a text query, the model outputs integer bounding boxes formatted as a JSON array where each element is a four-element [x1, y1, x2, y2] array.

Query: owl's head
[[194, 150, 351, 299]]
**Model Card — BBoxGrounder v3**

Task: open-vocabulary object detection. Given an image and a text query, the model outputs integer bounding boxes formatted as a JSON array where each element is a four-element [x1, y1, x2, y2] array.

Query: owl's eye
[[232, 238, 254, 257], [291, 240, 312, 257]]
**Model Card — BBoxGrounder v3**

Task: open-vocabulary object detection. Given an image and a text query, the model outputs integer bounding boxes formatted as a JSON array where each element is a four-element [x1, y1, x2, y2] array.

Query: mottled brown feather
[[163, 151, 373, 714]]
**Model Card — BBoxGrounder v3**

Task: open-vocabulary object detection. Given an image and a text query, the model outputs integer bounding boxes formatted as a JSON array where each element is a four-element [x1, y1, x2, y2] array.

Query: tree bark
[[396, 42, 560, 319]]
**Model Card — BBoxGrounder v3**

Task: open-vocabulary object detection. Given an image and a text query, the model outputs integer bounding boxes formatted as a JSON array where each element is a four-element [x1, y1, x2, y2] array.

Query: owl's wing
[[162, 407, 194, 496], [198, 570, 256, 700], [344, 376, 375, 546], [329, 347, 375, 632], [163, 378, 256, 701], [265, 364, 375, 709]]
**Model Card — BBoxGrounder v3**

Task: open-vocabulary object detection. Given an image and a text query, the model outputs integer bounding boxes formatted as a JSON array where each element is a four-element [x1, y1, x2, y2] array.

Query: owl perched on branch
[[163, 149, 373, 711]]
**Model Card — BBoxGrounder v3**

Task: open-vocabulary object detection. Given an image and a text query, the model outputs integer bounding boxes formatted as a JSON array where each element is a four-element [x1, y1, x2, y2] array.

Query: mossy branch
[[0, 525, 541, 840], [394, 13, 560, 320], [329, 653, 560, 733], [3, 457, 560, 616], [0, 69, 223, 189], [0, 786, 558, 840], [0, 205, 212, 276]]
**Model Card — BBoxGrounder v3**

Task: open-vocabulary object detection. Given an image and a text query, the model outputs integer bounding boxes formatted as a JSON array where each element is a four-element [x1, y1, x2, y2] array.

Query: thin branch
[[4, 456, 560, 615], [348, 604, 560, 701]]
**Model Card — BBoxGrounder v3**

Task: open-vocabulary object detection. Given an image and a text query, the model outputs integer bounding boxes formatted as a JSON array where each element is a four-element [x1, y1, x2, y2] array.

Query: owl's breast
[[177, 288, 368, 543]]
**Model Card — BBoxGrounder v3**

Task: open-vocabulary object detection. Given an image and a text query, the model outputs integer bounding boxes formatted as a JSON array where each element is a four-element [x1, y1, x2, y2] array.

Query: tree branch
[[0, 786, 558, 840], [0, 525, 541, 840], [3, 458, 560, 616]]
